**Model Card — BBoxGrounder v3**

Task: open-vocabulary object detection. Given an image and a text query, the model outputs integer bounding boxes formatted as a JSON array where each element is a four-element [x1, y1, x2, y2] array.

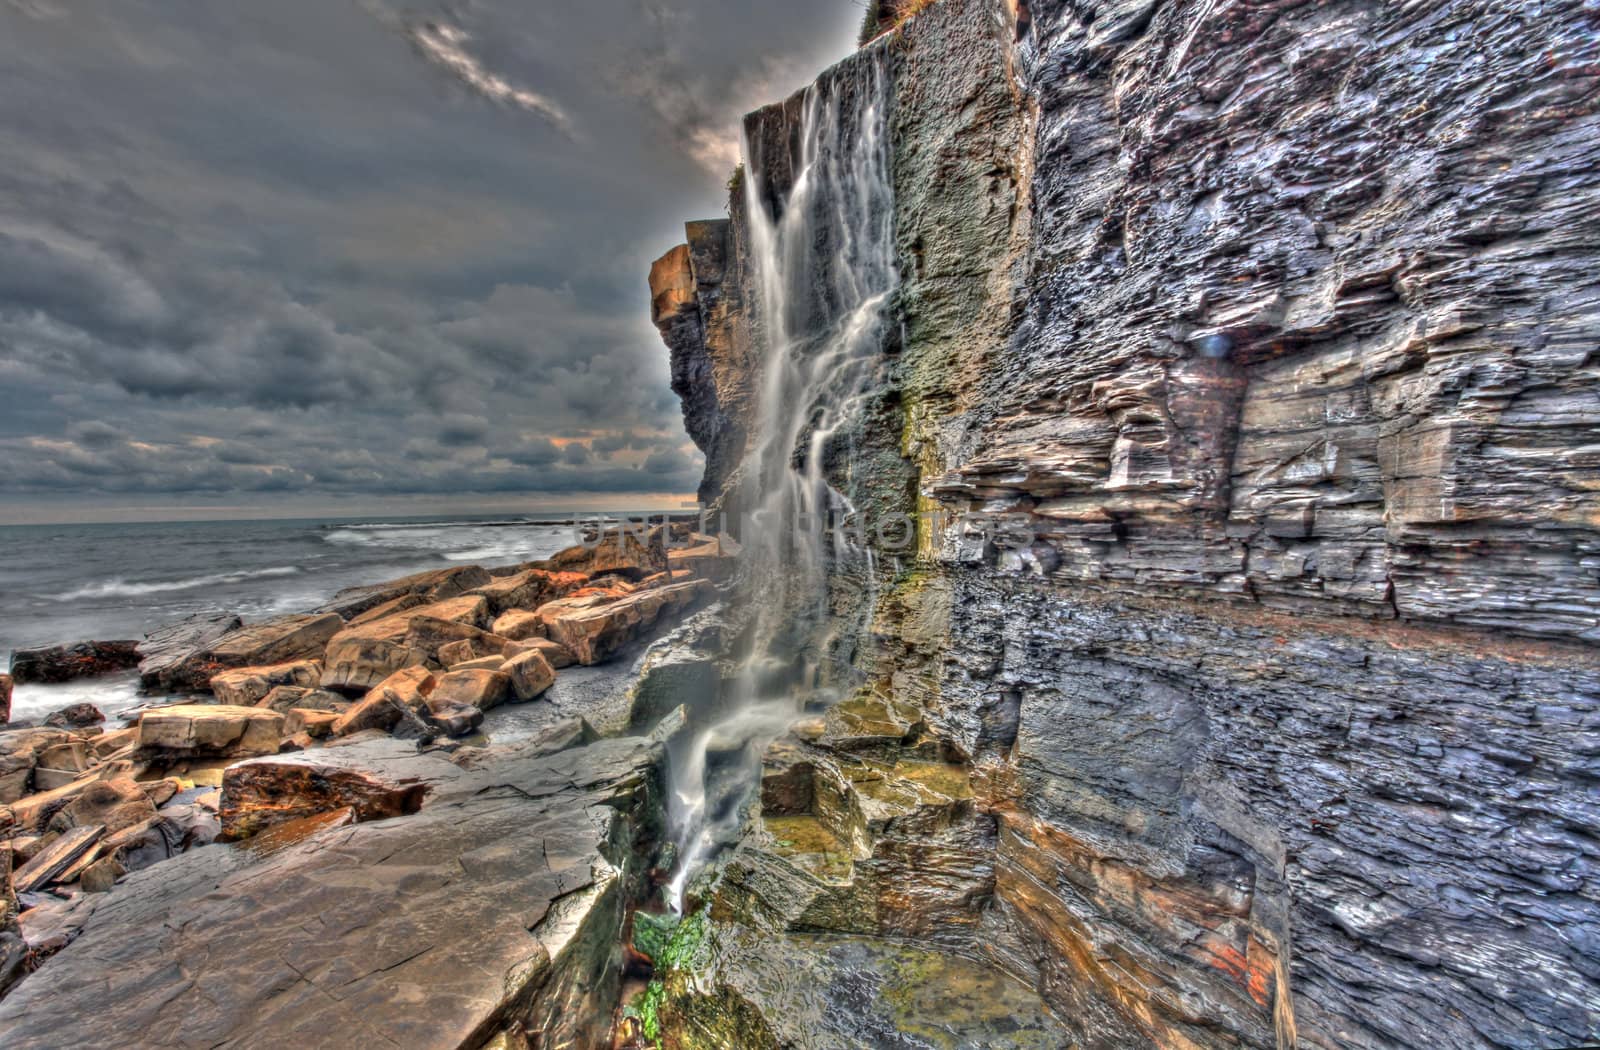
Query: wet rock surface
[[0, 733, 664, 1050], [653, 0, 1600, 1046]]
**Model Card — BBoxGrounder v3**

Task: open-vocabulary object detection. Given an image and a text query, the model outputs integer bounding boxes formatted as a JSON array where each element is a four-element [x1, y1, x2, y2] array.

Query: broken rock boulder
[[540, 579, 711, 665], [210, 660, 323, 706], [218, 746, 431, 840], [136, 705, 283, 758], [330, 666, 435, 737], [320, 634, 427, 693]]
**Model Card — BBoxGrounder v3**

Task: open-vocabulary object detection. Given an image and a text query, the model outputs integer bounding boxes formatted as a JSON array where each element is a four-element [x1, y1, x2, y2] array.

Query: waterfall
[[665, 45, 898, 911]]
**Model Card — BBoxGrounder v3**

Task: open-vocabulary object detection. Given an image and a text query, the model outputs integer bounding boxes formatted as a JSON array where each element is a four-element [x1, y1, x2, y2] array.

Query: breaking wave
[[56, 566, 303, 601]]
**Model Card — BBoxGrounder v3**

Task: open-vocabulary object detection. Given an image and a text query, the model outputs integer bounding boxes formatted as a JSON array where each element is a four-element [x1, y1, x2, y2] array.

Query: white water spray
[[665, 46, 898, 911]]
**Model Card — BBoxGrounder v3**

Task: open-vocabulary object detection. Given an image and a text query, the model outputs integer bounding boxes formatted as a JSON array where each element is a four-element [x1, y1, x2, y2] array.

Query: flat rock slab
[[0, 734, 662, 1050], [137, 705, 284, 757]]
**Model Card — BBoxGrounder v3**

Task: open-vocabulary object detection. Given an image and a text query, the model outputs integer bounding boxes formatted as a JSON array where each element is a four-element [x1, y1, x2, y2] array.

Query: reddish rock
[[536, 528, 667, 578], [282, 709, 340, 739], [346, 592, 427, 627], [8, 641, 140, 685], [0, 674, 10, 725], [422, 699, 483, 737], [219, 752, 428, 840], [468, 569, 589, 614], [539, 579, 710, 665], [437, 633, 509, 667]]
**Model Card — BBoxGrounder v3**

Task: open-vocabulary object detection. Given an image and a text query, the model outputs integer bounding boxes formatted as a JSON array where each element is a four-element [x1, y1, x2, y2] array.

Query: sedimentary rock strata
[[653, 1, 1600, 1046]]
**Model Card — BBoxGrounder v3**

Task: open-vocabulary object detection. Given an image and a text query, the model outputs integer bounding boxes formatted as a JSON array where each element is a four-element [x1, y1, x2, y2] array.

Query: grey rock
[[0, 735, 663, 1049]]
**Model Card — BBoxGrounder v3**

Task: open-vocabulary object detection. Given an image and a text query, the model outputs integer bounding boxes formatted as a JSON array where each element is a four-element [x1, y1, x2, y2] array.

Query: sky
[[0, 0, 863, 524]]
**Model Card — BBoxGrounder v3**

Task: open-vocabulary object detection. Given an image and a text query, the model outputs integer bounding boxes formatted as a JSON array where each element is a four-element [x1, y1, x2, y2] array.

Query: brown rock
[[504, 650, 556, 702], [491, 608, 547, 641], [52, 778, 156, 836], [218, 751, 429, 840], [539, 579, 710, 665], [437, 632, 509, 667], [336, 596, 491, 646], [282, 709, 340, 739], [8, 641, 140, 685], [536, 528, 667, 578], [448, 655, 507, 672], [88, 728, 138, 761], [210, 660, 323, 706], [429, 669, 512, 711], [0, 728, 76, 805], [43, 703, 105, 729], [422, 700, 483, 738], [320, 635, 427, 693], [666, 534, 740, 581], [136, 705, 283, 757], [400, 617, 506, 664], [79, 855, 125, 893], [468, 569, 589, 614], [330, 667, 435, 737], [34, 741, 90, 777], [255, 686, 347, 715], [11, 825, 103, 893], [503, 637, 576, 670], [0, 674, 9, 725], [346, 592, 427, 627], [207, 613, 344, 668]]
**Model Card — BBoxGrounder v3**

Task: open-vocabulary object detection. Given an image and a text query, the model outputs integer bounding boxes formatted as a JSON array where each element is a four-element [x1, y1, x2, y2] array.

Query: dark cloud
[[0, 0, 861, 521]]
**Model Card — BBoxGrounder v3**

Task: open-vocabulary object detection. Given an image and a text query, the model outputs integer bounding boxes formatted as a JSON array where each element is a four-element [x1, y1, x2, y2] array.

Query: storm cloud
[[0, 0, 861, 521]]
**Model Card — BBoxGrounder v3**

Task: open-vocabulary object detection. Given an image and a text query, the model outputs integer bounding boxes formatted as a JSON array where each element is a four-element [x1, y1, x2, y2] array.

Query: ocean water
[[0, 514, 613, 723]]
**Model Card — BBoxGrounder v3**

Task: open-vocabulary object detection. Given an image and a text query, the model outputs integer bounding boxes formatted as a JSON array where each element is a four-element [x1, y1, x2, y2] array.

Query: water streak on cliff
[[665, 45, 897, 911]]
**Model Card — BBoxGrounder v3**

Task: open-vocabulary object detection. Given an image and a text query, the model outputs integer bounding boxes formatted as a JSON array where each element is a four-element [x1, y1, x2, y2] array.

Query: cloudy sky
[[0, 0, 862, 524]]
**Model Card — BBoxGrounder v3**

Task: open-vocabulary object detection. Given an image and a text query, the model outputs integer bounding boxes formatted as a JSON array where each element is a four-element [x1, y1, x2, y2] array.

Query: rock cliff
[[653, 1, 1600, 1047]]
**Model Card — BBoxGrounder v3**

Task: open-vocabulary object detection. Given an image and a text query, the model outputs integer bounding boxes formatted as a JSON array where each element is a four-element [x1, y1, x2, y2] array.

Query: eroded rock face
[[654, 1, 1600, 1046], [0, 735, 663, 1050]]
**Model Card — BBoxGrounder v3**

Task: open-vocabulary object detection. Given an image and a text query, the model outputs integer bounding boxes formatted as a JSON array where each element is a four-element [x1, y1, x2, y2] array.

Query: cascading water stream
[[665, 45, 897, 912]]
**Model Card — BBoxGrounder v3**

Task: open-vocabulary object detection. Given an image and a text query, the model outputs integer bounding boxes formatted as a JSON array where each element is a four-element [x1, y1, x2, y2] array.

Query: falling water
[[665, 45, 898, 911]]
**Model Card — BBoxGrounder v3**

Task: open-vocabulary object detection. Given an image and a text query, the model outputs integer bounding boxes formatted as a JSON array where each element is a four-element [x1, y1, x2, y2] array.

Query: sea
[[0, 513, 637, 724]]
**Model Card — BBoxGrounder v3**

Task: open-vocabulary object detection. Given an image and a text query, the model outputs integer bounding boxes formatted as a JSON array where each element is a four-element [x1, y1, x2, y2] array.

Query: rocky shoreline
[[0, 522, 736, 1045]]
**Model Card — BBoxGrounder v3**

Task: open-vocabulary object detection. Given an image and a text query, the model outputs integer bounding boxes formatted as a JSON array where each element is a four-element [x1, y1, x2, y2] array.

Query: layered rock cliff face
[[652, 1, 1600, 1047]]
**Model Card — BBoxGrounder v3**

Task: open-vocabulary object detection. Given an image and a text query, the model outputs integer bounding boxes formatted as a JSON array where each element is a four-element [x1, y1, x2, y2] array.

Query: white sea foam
[[56, 566, 303, 601]]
